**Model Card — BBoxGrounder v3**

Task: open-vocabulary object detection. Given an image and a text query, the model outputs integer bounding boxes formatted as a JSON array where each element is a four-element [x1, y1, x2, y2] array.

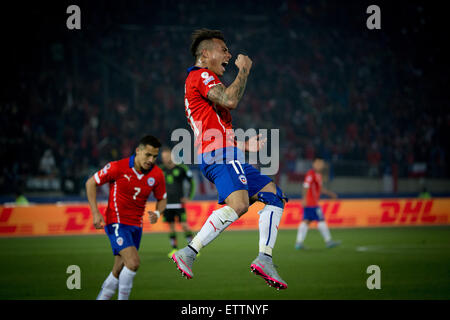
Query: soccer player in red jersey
[[86, 135, 167, 300], [172, 29, 288, 289], [295, 158, 341, 249]]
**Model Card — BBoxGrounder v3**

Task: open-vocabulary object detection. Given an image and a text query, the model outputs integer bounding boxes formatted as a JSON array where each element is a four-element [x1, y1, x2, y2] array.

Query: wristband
[[154, 210, 160, 219]]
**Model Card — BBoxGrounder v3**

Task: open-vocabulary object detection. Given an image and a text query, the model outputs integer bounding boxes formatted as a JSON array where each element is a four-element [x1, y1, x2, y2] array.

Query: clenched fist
[[235, 54, 252, 73]]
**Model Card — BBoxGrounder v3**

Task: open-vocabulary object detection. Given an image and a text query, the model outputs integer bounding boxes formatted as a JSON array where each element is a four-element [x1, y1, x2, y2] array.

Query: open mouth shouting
[[221, 61, 229, 73]]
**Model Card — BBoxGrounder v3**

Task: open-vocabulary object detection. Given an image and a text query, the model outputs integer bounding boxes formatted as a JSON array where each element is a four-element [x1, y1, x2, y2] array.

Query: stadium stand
[[1, 0, 448, 198]]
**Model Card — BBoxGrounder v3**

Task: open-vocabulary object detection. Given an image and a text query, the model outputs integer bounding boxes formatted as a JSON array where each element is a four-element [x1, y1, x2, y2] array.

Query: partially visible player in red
[[86, 135, 167, 300], [295, 158, 341, 249]]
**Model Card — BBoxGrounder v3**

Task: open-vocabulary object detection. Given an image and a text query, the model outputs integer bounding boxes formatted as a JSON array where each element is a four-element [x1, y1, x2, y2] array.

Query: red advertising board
[[0, 199, 449, 237]]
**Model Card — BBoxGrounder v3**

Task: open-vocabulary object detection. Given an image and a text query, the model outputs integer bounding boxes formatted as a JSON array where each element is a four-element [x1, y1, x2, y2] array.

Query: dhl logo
[[380, 200, 437, 224], [0, 199, 449, 236]]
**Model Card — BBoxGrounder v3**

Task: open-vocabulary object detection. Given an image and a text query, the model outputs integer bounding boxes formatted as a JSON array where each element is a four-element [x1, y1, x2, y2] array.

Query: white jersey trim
[[113, 181, 120, 223], [132, 167, 144, 180]]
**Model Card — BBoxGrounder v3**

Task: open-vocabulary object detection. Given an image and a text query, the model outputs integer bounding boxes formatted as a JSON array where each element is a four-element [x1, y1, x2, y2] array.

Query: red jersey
[[303, 169, 322, 207], [93, 156, 167, 227], [184, 66, 236, 154]]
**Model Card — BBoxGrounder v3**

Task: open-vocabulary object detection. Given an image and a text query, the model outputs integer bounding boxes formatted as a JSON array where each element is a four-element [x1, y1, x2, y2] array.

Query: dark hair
[[190, 28, 225, 59], [138, 135, 162, 148]]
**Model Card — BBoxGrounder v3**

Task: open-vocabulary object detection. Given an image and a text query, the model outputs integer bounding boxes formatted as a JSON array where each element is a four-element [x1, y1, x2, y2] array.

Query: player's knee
[[126, 257, 140, 271], [226, 194, 249, 216], [227, 200, 249, 216], [233, 203, 249, 216], [257, 185, 288, 209], [128, 262, 139, 272]]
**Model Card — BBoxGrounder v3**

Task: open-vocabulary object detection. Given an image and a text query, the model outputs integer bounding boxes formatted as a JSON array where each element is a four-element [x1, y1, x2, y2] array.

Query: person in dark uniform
[[160, 146, 196, 258]]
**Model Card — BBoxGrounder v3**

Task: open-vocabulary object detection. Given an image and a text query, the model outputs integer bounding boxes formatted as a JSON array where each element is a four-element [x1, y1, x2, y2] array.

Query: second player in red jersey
[[86, 135, 167, 300]]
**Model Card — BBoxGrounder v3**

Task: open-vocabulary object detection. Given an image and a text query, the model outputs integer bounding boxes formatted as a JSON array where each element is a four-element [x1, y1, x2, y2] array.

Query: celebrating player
[[172, 28, 288, 290], [160, 146, 196, 258], [295, 158, 341, 249], [86, 135, 167, 300]]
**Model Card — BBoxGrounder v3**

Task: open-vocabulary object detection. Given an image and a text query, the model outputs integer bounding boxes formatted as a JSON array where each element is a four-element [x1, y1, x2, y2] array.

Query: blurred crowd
[[1, 0, 448, 195]]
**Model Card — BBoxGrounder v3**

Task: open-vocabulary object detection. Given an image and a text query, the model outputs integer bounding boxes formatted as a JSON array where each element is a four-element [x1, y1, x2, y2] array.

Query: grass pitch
[[0, 226, 449, 300]]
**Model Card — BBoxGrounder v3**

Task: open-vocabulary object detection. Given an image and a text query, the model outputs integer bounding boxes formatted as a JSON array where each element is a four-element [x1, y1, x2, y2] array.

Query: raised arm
[[207, 54, 252, 110]]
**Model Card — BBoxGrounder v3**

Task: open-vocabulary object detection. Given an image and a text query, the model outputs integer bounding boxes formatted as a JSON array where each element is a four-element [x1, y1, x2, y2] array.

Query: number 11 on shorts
[[228, 160, 244, 175]]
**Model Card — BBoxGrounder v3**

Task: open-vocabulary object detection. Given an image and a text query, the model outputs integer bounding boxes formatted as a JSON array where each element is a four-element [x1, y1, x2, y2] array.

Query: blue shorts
[[105, 223, 142, 256], [199, 147, 272, 204], [303, 207, 325, 221]]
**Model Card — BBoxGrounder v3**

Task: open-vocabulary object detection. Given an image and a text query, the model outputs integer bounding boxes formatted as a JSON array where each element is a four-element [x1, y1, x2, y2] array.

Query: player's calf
[[189, 205, 239, 253], [172, 205, 239, 279], [118, 266, 137, 300], [256, 185, 287, 256], [96, 272, 119, 300], [117, 247, 139, 300], [251, 185, 289, 289]]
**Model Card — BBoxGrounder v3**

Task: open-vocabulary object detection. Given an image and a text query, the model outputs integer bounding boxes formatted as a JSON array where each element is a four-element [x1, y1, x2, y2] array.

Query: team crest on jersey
[[201, 72, 209, 79], [116, 237, 123, 246], [238, 174, 248, 185], [147, 177, 155, 187]]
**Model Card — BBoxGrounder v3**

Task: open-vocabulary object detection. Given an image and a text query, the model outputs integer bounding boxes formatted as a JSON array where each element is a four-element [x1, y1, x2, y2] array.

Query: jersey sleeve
[[303, 171, 313, 188], [153, 169, 167, 201], [93, 161, 119, 186], [194, 70, 222, 98]]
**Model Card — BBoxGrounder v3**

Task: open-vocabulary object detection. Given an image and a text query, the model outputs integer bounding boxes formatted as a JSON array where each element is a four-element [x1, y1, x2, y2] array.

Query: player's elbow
[[220, 95, 238, 109], [224, 100, 238, 110]]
